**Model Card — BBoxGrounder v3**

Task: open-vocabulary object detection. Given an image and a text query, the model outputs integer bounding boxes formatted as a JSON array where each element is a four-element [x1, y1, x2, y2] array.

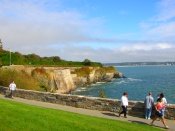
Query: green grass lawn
[[0, 99, 162, 131]]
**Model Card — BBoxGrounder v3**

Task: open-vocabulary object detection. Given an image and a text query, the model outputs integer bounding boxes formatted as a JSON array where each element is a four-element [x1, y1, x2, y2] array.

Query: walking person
[[144, 92, 154, 119], [119, 92, 128, 118], [9, 81, 16, 98], [150, 98, 169, 129], [159, 93, 167, 117]]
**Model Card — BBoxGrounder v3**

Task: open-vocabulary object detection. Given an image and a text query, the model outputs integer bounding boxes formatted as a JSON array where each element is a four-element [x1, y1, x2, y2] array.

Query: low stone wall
[[0, 86, 174, 120]]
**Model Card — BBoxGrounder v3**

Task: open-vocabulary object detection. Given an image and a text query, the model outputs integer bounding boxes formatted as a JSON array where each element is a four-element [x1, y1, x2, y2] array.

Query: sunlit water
[[71, 66, 175, 104]]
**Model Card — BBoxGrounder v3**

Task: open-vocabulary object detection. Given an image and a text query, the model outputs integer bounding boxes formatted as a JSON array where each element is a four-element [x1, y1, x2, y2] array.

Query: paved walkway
[[0, 95, 174, 131]]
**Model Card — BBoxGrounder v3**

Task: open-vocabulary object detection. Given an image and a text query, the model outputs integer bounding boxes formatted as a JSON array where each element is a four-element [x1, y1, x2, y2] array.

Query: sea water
[[71, 66, 175, 104]]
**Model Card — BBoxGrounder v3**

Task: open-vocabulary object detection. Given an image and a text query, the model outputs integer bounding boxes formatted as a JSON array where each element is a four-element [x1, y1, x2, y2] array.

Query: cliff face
[[52, 69, 75, 93], [30, 67, 75, 93], [3, 65, 119, 93]]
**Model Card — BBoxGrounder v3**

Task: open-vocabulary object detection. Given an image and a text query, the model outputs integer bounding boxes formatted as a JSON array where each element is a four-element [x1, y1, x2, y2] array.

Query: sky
[[0, 0, 175, 63]]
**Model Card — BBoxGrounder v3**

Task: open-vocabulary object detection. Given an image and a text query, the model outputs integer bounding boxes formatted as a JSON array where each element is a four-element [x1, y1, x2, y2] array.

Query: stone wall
[[0, 86, 174, 120]]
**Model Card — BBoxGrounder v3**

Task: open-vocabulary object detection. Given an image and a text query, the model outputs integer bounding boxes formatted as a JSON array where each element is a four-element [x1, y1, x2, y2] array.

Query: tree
[[98, 89, 107, 98], [52, 56, 61, 62], [0, 59, 2, 67], [83, 59, 92, 66], [25, 54, 41, 60], [0, 39, 3, 50]]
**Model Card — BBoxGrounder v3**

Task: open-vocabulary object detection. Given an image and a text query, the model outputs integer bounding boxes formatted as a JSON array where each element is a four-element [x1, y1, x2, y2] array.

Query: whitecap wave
[[91, 82, 105, 86], [91, 84, 99, 86], [74, 87, 87, 92], [117, 80, 128, 84], [96, 82, 106, 84], [127, 78, 142, 82], [80, 87, 86, 90], [114, 77, 142, 85], [75, 89, 82, 92]]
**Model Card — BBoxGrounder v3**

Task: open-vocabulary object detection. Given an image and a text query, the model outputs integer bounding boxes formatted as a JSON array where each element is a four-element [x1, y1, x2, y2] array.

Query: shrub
[[83, 59, 92, 66], [73, 67, 93, 77], [0, 68, 40, 90], [31, 68, 50, 91], [102, 66, 116, 73], [98, 89, 107, 98], [0, 59, 2, 67]]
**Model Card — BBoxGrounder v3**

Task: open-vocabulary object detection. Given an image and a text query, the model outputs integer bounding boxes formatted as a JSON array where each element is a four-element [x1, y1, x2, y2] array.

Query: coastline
[[72, 65, 175, 104], [113, 65, 175, 67]]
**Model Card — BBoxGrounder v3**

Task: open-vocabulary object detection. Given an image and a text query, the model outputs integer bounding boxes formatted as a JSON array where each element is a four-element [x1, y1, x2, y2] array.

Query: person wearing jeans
[[144, 92, 154, 119]]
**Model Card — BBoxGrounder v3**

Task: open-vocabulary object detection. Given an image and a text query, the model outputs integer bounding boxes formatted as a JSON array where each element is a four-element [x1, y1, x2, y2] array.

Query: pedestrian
[[150, 98, 169, 129], [9, 81, 16, 98], [159, 93, 167, 117], [144, 92, 154, 119], [119, 92, 128, 118]]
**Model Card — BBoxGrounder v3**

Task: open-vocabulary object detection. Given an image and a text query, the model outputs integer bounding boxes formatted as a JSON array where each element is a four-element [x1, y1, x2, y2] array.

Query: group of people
[[118, 92, 169, 129], [145, 92, 168, 129]]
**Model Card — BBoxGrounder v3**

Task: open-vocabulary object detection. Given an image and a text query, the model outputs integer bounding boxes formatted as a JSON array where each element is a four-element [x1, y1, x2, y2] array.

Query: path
[[0, 95, 174, 131]]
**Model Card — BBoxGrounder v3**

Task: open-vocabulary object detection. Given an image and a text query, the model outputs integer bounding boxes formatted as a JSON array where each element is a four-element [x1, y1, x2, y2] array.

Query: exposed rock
[[31, 68, 75, 93], [2, 65, 119, 93], [53, 69, 75, 93], [114, 72, 127, 78]]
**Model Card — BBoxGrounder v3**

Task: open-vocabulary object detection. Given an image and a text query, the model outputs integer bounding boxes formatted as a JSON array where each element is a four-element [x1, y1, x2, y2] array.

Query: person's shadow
[[102, 112, 119, 117], [129, 120, 166, 129], [128, 120, 148, 125]]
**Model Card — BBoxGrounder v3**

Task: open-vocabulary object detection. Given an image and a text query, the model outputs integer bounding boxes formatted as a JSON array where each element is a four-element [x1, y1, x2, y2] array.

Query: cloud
[[0, 0, 105, 50], [120, 43, 174, 52], [155, 0, 175, 21], [29, 43, 175, 63], [1, 0, 175, 63], [146, 22, 175, 38], [140, 0, 175, 40]]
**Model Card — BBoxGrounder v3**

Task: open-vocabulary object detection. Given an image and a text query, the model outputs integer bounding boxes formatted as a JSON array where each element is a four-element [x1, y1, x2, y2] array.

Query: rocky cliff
[[2, 65, 120, 93]]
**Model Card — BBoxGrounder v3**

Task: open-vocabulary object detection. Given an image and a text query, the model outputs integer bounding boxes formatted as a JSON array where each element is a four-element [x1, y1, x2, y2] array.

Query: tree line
[[0, 49, 102, 67]]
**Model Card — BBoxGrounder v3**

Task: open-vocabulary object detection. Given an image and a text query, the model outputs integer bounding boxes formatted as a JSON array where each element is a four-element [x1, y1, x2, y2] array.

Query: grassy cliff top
[[0, 49, 102, 67]]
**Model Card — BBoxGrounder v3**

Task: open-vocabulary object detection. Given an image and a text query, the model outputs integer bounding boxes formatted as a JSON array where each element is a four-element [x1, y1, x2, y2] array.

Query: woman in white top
[[119, 92, 128, 118]]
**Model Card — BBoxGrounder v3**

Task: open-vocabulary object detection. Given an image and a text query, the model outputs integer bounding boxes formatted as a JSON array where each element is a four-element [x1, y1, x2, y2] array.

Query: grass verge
[[0, 98, 162, 131]]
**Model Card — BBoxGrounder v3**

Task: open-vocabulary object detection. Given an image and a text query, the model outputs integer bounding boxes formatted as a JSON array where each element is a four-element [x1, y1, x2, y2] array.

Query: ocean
[[71, 65, 175, 104]]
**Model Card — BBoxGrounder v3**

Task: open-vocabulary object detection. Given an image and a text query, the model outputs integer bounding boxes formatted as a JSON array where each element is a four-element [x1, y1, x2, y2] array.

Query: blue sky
[[0, 0, 175, 63]]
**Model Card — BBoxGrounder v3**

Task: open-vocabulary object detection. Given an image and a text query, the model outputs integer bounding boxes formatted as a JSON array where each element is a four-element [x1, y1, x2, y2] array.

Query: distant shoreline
[[114, 65, 175, 67], [103, 62, 175, 67]]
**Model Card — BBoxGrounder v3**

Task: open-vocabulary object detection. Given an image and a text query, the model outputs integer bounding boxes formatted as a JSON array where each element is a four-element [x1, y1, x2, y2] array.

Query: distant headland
[[104, 62, 175, 66]]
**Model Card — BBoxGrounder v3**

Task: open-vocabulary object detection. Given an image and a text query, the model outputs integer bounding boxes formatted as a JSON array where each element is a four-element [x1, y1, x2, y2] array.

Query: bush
[[31, 68, 50, 92], [98, 89, 107, 98], [0, 68, 40, 90], [73, 67, 93, 77], [103, 66, 116, 73], [83, 59, 92, 66], [0, 59, 2, 67]]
